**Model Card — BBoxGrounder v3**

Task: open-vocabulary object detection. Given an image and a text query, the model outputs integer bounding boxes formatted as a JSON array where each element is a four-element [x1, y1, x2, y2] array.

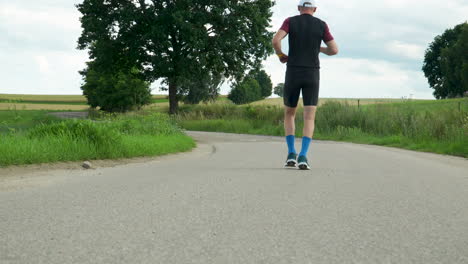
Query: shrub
[[81, 67, 152, 112], [228, 78, 262, 105]]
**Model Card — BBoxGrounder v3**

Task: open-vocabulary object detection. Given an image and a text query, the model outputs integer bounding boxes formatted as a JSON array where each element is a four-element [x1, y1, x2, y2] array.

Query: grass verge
[[175, 99, 468, 158], [0, 113, 195, 167]]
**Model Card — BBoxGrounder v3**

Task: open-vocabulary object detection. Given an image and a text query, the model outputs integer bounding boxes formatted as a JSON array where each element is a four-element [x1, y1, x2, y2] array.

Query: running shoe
[[284, 153, 298, 168], [297, 155, 311, 170]]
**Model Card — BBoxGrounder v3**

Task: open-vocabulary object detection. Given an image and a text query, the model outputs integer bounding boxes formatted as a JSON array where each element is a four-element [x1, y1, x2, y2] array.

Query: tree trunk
[[168, 78, 179, 115]]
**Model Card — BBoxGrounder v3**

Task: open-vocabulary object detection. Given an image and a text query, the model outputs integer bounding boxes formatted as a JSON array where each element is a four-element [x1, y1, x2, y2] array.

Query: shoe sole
[[298, 162, 311, 170], [284, 159, 297, 168]]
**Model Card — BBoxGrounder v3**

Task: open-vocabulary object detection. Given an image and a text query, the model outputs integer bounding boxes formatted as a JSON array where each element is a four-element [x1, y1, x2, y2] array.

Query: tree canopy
[[273, 83, 284, 97], [81, 66, 152, 112], [228, 78, 261, 105], [249, 69, 273, 98], [77, 0, 275, 113], [422, 22, 468, 99]]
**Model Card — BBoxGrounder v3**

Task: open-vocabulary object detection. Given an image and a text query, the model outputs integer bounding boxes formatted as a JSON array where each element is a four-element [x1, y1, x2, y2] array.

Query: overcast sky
[[1, 0, 467, 99]]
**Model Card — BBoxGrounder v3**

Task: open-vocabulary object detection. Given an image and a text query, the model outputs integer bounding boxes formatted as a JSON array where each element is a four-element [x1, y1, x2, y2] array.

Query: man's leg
[[297, 69, 319, 170], [299, 106, 316, 158], [283, 67, 301, 167], [302, 106, 317, 139], [297, 106, 316, 169], [284, 106, 297, 154], [284, 106, 297, 138], [283, 106, 298, 167]]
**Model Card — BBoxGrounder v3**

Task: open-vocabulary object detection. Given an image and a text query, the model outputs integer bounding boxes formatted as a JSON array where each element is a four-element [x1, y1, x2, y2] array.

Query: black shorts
[[283, 67, 320, 107]]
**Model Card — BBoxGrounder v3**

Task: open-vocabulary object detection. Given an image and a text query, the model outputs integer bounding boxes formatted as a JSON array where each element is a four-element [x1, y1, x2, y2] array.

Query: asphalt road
[[1, 131, 468, 264]]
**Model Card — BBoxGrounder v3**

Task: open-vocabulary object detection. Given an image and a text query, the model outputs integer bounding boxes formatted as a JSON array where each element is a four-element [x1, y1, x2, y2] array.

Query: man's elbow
[[330, 48, 339, 55]]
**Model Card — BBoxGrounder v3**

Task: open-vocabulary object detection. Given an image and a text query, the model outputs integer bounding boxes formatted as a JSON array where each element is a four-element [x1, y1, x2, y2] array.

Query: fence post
[[358, 99, 360, 109]]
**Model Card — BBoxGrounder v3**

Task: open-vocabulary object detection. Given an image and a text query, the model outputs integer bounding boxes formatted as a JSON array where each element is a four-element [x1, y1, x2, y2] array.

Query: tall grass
[[0, 110, 59, 134], [0, 113, 195, 167], [175, 99, 468, 157]]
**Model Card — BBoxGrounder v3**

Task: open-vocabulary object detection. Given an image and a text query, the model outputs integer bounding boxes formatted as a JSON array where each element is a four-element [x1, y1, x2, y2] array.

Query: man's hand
[[277, 53, 288, 64]]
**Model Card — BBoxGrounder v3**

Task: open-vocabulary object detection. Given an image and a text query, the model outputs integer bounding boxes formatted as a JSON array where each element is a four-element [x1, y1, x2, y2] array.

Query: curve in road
[[1, 131, 467, 263]]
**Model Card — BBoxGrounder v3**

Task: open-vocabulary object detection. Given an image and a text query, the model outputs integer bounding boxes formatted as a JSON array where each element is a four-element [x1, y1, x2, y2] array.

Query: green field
[[1, 95, 466, 166], [0, 94, 168, 110], [0, 94, 408, 111]]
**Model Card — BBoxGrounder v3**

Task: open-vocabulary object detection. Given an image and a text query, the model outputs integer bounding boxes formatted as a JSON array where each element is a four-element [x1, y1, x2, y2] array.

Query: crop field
[[0, 94, 418, 111], [0, 94, 169, 111]]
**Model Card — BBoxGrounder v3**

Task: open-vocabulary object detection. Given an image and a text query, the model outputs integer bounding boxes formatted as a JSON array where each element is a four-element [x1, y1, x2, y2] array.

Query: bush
[[228, 78, 262, 105], [81, 67, 152, 112]]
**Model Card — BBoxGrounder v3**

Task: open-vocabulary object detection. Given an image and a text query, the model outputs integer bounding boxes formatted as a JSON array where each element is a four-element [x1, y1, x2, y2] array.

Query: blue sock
[[286, 135, 296, 154], [299, 137, 312, 157]]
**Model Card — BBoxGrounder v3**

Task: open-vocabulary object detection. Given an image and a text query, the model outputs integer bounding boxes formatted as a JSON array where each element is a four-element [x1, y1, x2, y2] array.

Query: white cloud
[[0, 3, 79, 31], [0, 2, 82, 53], [320, 57, 431, 99], [262, 56, 432, 99], [1, 0, 467, 98], [1, 51, 87, 95], [264, 0, 467, 99], [35, 55, 51, 74], [385, 41, 426, 60]]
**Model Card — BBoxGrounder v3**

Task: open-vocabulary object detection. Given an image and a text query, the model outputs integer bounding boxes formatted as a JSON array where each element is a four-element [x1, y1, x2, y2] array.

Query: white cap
[[298, 0, 317, 8]]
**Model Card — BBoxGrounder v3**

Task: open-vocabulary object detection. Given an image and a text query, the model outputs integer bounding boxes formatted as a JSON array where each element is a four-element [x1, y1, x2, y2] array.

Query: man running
[[272, 0, 338, 170]]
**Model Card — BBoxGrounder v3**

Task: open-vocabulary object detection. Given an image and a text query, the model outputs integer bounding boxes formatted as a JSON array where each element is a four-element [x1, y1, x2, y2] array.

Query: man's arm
[[272, 29, 288, 63], [272, 29, 288, 55], [320, 40, 339, 56]]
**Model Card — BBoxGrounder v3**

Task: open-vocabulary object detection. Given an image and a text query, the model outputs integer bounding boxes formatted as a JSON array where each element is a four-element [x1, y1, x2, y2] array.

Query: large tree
[[422, 22, 467, 99], [77, 0, 274, 114], [180, 71, 223, 104], [440, 24, 468, 98]]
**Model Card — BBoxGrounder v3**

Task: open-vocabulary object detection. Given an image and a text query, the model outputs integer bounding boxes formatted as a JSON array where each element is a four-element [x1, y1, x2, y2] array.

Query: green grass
[[175, 98, 468, 157], [0, 113, 195, 167], [0, 110, 60, 133]]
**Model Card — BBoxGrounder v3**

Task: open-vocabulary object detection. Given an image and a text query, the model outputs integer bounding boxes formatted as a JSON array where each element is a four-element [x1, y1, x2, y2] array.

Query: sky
[[0, 0, 467, 99]]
